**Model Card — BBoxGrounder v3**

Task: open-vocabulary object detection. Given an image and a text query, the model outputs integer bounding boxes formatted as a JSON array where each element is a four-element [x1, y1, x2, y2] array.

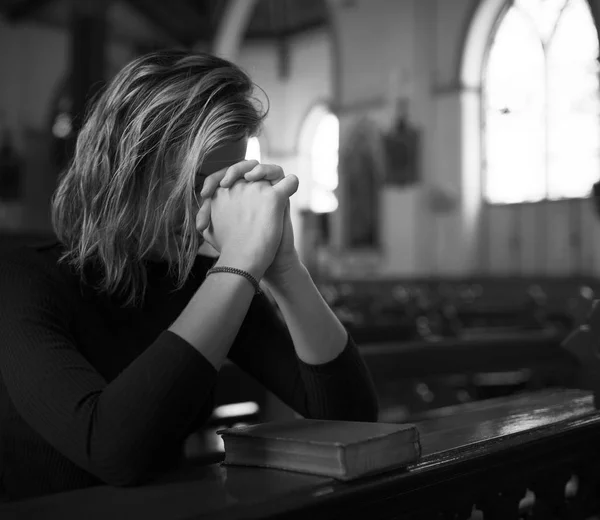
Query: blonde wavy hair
[[51, 50, 266, 307]]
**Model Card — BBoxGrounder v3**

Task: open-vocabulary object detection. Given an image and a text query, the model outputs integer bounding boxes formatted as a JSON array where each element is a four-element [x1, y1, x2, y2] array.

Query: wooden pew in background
[[360, 330, 577, 422], [317, 276, 598, 422], [561, 298, 600, 407]]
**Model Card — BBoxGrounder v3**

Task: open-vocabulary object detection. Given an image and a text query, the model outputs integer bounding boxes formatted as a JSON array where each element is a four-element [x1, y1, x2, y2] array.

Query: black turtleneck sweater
[[0, 241, 378, 501]]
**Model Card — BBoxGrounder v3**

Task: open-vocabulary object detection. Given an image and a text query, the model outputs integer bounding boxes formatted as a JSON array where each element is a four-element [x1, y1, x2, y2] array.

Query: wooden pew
[[320, 276, 600, 341], [359, 329, 576, 420], [561, 299, 600, 407], [2, 388, 599, 519], [336, 277, 596, 420]]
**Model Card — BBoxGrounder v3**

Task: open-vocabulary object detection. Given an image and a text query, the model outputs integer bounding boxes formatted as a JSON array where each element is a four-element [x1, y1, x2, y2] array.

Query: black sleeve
[[0, 258, 218, 486], [228, 292, 379, 422]]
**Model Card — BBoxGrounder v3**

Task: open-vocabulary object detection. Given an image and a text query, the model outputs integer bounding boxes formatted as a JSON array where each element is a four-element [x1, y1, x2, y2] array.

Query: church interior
[[3, 0, 600, 517]]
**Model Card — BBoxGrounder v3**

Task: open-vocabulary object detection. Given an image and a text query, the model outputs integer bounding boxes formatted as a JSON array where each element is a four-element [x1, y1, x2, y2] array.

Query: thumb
[[272, 174, 299, 198], [195, 197, 211, 231], [202, 220, 219, 252]]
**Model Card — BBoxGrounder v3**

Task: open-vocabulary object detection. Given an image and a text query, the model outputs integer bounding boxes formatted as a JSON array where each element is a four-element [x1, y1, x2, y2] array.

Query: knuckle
[[230, 160, 257, 178], [269, 190, 285, 207], [262, 186, 278, 201], [257, 179, 273, 190], [251, 164, 268, 175], [228, 167, 244, 179], [238, 159, 258, 171], [262, 164, 279, 175], [226, 163, 240, 174], [202, 177, 215, 193]]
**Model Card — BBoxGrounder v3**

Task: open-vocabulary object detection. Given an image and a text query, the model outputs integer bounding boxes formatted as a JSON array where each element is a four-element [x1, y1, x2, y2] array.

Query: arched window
[[309, 112, 339, 214], [245, 136, 262, 162], [297, 105, 339, 215], [484, 0, 600, 204], [293, 104, 340, 265]]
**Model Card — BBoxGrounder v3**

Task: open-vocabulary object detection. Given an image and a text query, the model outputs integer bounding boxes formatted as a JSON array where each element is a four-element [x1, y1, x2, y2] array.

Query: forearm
[[264, 260, 347, 365], [168, 253, 258, 370], [227, 260, 378, 422]]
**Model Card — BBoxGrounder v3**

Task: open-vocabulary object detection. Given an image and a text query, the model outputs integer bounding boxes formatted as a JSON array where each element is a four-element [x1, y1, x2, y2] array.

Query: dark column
[[68, 0, 108, 155]]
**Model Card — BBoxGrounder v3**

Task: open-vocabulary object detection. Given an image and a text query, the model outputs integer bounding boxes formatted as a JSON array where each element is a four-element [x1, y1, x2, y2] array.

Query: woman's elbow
[[88, 448, 159, 488]]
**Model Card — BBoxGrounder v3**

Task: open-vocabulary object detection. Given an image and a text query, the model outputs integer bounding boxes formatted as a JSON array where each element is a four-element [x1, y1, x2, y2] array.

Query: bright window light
[[245, 136, 261, 162], [310, 113, 339, 213], [212, 401, 259, 419], [484, 0, 600, 203], [311, 187, 339, 214]]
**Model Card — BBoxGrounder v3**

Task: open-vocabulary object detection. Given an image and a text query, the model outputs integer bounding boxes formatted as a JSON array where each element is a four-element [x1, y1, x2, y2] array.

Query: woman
[[0, 50, 378, 501]]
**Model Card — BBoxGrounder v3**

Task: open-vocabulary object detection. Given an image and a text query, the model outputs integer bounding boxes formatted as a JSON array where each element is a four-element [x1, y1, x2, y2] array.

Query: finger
[[195, 197, 212, 231], [244, 164, 285, 185], [271, 174, 299, 198], [200, 171, 225, 199], [219, 160, 260, 188]]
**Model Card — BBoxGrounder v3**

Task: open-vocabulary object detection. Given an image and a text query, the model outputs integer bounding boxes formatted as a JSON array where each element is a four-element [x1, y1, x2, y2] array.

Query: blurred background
[[2, 0, 600, 456]]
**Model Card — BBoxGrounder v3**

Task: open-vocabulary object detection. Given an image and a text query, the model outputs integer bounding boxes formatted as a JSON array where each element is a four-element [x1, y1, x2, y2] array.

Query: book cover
[[217, 419, 421, 481]]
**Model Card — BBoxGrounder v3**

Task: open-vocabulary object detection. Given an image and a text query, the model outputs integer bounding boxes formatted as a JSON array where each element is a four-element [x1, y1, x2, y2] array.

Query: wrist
[[216, 249, 267, 282], [263, 256, 308, 294], [206, 266, 262, 294]]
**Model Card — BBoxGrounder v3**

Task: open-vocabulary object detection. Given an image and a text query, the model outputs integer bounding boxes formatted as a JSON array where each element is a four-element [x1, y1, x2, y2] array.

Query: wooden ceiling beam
[[211, 0, 258, 61]]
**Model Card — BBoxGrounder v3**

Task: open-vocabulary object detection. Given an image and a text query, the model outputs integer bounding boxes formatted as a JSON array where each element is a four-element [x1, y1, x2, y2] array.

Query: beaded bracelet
[[205, 266, 262, 295]]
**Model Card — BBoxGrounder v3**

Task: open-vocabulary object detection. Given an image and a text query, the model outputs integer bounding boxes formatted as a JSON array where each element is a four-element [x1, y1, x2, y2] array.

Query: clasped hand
[[195, 160, 300, 282]]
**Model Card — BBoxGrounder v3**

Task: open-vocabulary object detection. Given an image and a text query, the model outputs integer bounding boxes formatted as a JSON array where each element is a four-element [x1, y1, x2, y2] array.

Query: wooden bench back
[[561, 299, 600, 407]]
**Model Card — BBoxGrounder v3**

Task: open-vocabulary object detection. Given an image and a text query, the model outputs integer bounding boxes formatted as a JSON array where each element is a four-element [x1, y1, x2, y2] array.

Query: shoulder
[[0, 239, 78, 305], [0, 238, 63, 276]]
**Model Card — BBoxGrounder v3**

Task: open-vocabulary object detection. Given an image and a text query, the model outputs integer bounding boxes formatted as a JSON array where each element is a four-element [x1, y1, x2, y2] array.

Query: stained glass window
[[484, 0, 600, 203]]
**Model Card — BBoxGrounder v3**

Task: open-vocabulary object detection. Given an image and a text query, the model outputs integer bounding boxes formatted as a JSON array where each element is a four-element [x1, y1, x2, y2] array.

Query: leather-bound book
[[217, 419, 421, 480]]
